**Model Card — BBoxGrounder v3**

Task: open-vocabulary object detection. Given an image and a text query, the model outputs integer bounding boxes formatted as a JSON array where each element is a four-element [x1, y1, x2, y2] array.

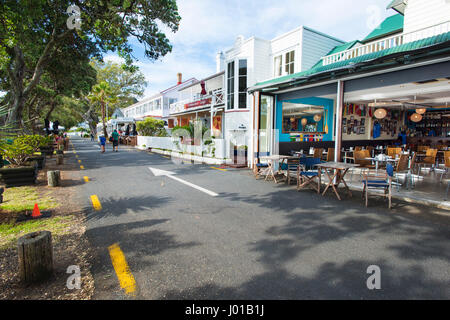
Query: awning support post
[[334, 80, 344, 163]]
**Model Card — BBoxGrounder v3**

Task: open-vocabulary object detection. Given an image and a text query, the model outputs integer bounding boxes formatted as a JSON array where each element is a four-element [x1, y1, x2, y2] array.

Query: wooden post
[[56, 154, 63, 165], [47, 170, 60, 187], [18, 231, 53, 283]]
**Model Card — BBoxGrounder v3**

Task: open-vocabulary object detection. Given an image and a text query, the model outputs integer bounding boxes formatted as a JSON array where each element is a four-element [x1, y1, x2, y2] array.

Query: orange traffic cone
[[32, 203, 41, 218]]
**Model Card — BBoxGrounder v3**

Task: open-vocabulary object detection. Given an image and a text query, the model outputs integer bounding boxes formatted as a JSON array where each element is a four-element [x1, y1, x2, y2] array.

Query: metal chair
[[297, 157, 322, 194], [416, 149, 438, 174], [362, 163, 394, 209]]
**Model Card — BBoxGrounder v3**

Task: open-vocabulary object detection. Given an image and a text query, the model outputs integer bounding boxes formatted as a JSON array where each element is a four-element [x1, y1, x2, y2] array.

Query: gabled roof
[[362, 14, 404, 43], [387, 0, 407, 15], [251, 31, 450, 91]]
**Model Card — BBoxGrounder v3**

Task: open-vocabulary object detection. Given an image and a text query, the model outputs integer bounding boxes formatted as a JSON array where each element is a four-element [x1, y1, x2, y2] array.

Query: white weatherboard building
[[218, 26, 345, 165], [122, 74, 197, 122]]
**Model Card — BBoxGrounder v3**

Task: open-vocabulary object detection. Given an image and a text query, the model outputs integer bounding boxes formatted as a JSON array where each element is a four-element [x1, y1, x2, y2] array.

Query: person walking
[[90, 133, 94, 141], [112, 129, 119, 152], [99, 135, 106, 153]]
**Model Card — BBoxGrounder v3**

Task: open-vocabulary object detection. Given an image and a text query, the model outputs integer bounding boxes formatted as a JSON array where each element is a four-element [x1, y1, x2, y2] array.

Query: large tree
[[0, 0, 180, 127]]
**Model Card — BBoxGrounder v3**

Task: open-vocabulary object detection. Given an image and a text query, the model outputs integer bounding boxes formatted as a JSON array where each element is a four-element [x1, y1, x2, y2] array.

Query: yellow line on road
[[108, 243, 137, 296], [80, 165, 84, 170], [83, 176, 89, 182], [210, 166, 227, 172], [90, 195, 102, 211]]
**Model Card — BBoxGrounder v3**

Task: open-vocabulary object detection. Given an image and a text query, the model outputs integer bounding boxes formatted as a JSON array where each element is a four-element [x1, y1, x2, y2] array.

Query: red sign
[[184, 98, 212, 109]]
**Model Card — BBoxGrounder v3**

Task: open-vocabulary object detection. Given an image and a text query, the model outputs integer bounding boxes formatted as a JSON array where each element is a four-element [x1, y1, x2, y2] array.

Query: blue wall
[[276, 97, 335, 142]]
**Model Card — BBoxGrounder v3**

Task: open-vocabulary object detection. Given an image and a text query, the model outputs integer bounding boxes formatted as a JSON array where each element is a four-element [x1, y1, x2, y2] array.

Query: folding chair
[[254, 159, 269, 179], [362, 164, 394, 209], [297, 157, 322, 193], [285, 158, 301, 185]]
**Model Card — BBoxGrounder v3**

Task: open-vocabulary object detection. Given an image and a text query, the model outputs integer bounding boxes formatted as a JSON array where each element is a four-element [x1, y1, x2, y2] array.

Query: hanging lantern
[[301, 118, 307, 126], [410, 113, 423, 123], [374, 108, 387, 119], [415, 108, 426, 115], [313, 114, 322, 122]]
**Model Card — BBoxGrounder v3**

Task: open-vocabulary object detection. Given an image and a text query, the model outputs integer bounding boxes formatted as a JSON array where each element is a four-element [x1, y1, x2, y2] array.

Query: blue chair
[[254, 159, 269, 179], [362, 163, 394, 209], [297, 157, 322, 193]]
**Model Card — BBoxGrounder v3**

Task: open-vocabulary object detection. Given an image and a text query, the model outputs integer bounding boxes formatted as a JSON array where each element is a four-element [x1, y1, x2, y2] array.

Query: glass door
[[259, 95, 274, 157]]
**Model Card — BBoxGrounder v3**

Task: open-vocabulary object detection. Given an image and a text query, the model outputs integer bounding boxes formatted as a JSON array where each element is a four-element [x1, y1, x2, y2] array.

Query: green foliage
[[15, 135, 50, 152], [0, 138, 34, 166], [136, 118, 167, 136]]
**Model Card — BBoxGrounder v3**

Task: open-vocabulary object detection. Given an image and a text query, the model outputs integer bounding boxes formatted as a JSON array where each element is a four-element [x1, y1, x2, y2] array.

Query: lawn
[[0, 186, 63, 250], [0, 215, 77, 250], [0, 186, 58, 213]]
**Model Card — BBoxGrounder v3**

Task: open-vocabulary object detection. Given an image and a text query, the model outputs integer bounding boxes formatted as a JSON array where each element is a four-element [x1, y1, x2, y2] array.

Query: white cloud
[[120, 0, 393, 99]]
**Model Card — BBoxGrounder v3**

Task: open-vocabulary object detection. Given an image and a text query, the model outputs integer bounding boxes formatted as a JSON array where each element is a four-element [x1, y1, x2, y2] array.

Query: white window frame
[[225, 57, 249, 110]]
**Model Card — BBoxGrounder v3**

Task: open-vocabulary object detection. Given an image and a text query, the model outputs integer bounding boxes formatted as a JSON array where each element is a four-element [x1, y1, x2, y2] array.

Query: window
[[227, 61, 235, 110], [282, 102, 325, 134], [285, 50, 295, 75], [238, 59, 247, 109], [274, 55, 282, 77]]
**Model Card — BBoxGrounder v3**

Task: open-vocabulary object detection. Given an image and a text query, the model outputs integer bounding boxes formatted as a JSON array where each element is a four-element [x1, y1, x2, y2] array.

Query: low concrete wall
[[137, 136, 229, 164]]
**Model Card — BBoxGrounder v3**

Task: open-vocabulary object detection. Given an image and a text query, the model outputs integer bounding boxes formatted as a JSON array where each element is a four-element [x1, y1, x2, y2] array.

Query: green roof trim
[[253, 31, 450, 89], [311, 40, 361, 69], [362, 14, 404, 43]]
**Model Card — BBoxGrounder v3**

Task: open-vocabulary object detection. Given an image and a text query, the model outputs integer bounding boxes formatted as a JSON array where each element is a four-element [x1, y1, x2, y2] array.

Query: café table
[[315, 162, 360, 200], [260, 155, 297, 183], [365, 156, 398, 171]]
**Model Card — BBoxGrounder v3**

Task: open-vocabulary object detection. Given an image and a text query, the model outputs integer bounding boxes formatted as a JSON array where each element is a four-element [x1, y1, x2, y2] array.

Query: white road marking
[[149, 167, 218, 197]]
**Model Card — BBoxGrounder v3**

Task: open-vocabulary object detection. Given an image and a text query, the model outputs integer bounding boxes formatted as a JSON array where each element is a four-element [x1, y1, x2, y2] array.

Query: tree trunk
[[47, 170, 60, 186], [18, 231, 53, 283], [101, 102, 107, 138]]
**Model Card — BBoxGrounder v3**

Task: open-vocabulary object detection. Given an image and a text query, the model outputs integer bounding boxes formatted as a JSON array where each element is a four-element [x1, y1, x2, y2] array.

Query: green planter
[[0, 164, 38, 188]]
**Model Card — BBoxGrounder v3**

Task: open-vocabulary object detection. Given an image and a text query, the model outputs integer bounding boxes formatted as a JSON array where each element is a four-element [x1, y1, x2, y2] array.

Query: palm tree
[[88, 81, 117, 138]]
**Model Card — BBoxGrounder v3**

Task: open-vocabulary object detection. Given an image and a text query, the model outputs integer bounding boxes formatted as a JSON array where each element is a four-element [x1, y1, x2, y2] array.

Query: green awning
[[251, 31, 450, 90]]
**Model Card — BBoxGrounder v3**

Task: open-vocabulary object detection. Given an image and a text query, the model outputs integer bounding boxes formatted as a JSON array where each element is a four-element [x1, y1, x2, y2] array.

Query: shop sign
[[185, 98, 212, 109]]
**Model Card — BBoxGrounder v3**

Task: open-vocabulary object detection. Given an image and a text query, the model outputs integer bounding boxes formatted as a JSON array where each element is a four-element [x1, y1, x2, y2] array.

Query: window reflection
[[282, 102, 325, 133]]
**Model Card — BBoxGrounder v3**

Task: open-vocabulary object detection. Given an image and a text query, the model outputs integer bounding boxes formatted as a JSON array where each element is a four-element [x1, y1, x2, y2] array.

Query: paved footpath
[[69, 136, 450, 300]]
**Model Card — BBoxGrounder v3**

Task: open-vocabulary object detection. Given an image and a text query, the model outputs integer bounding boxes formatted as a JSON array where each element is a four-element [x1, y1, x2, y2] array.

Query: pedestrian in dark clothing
[[112, 129, 119, 152]]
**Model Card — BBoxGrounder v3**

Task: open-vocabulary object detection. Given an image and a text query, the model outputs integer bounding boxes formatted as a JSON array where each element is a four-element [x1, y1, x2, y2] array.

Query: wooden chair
[[297, 157, 322, 193], [392, 154, 409, 191], [253, 159, 269, 179], [285, 158, 301, 185], [353, 150, 375, 181], [417, 145, 430, 153], [326, 148, 335, 162], [440, 151, 450, 182], [387, 147, 402, 158], [365, 146, 374, 157], [417, 149, 438, 174], [313, 148, 324, 159], [362, 164, 394, 209]]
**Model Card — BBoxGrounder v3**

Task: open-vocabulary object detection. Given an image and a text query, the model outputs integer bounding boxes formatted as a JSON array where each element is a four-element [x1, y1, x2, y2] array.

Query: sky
[[104, 0, 394, 99]]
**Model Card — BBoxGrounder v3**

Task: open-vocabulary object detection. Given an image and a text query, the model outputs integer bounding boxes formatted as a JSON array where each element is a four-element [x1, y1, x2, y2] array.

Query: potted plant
[[19, 135, 48, 169], [38, 135, 55, 157], [0, 138, 38, 187]]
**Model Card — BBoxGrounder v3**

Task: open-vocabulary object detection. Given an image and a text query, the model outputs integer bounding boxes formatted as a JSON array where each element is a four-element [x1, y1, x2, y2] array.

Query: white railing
[[322, 21, 450, 66], [169, 88, 224, 115]]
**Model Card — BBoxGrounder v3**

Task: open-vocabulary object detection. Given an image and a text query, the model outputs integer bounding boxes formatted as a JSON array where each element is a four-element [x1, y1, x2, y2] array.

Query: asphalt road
[[69, 136, 450, 300]]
